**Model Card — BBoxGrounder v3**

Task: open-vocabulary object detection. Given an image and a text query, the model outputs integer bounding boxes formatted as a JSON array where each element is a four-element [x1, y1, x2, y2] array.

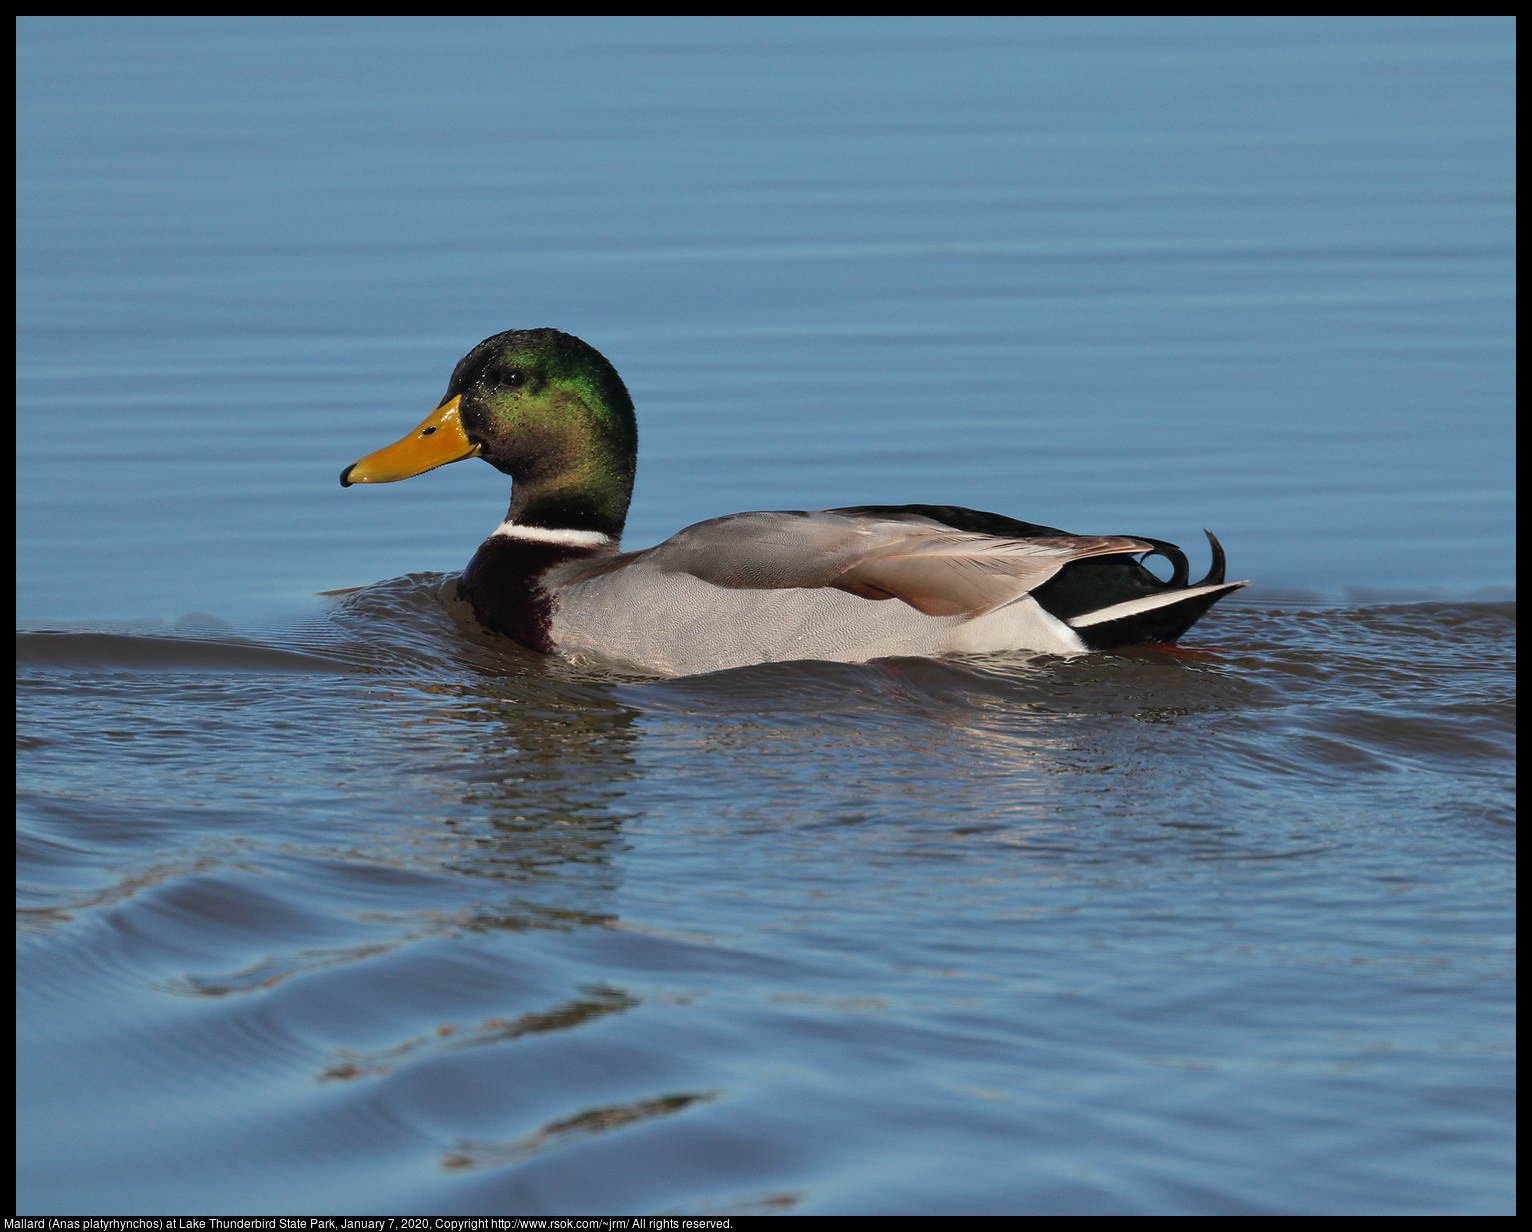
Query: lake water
[[16, 17, 1514, 1216]]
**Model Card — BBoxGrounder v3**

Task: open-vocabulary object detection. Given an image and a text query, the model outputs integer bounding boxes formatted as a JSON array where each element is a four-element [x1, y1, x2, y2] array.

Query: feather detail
[[555, 510, 1154, 621]]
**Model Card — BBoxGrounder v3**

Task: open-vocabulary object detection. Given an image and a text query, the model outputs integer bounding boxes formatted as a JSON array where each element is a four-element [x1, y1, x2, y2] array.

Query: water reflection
[[422, 676, 645, 932], [442, 1089, 718, 1172], [322, 984, 640, 1084]]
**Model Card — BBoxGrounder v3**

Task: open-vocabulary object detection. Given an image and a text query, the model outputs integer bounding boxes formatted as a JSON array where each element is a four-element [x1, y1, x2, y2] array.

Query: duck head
[[340, 328, 638, 540]]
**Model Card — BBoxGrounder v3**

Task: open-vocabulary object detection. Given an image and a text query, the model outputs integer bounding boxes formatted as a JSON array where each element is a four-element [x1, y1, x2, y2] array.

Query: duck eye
[[492, 369, 527, 390]]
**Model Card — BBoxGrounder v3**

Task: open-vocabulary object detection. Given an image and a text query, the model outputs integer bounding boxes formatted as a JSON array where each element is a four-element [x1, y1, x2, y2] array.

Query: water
[[16, 17, 1514, 1215]]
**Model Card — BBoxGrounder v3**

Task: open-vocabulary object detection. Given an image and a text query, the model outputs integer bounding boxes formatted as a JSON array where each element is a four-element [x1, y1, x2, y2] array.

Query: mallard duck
[[341, 329, 1246, 674]]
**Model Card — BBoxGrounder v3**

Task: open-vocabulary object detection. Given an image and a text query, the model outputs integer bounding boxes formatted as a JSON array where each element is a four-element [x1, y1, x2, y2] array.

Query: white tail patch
[[1067, 581, 1250, 629]]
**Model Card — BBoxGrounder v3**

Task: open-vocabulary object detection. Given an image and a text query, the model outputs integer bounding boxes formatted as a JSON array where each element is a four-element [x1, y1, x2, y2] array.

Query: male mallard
[[341, 329, 1246, 675]]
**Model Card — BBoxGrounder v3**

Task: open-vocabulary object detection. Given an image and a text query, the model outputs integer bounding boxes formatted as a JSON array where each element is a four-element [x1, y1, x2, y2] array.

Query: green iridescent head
[[342, 328, 639, 539]]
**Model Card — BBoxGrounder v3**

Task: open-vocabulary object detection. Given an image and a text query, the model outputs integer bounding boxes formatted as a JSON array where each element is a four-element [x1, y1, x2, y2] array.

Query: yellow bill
[[340, 395, 479, 487]]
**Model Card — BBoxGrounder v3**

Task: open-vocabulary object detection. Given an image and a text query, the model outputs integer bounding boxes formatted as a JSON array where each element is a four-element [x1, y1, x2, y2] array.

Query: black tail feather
[[1035, 527, 1242, 649], [1137, 537, 1190, 589], [1071, 584, 1241, 650], [1195, 529, 1227, 587]]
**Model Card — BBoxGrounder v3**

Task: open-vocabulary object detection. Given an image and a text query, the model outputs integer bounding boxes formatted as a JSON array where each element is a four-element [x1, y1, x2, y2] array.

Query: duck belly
[[547, 571, 1086, 675]]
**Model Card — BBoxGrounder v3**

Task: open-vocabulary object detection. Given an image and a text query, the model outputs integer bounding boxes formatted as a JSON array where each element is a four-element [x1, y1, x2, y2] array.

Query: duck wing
[[560, 509, 1154, 620]]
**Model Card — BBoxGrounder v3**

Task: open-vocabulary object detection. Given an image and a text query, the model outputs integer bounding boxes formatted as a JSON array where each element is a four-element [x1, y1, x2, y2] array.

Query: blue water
[[16, 17, 1514, 1215]]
